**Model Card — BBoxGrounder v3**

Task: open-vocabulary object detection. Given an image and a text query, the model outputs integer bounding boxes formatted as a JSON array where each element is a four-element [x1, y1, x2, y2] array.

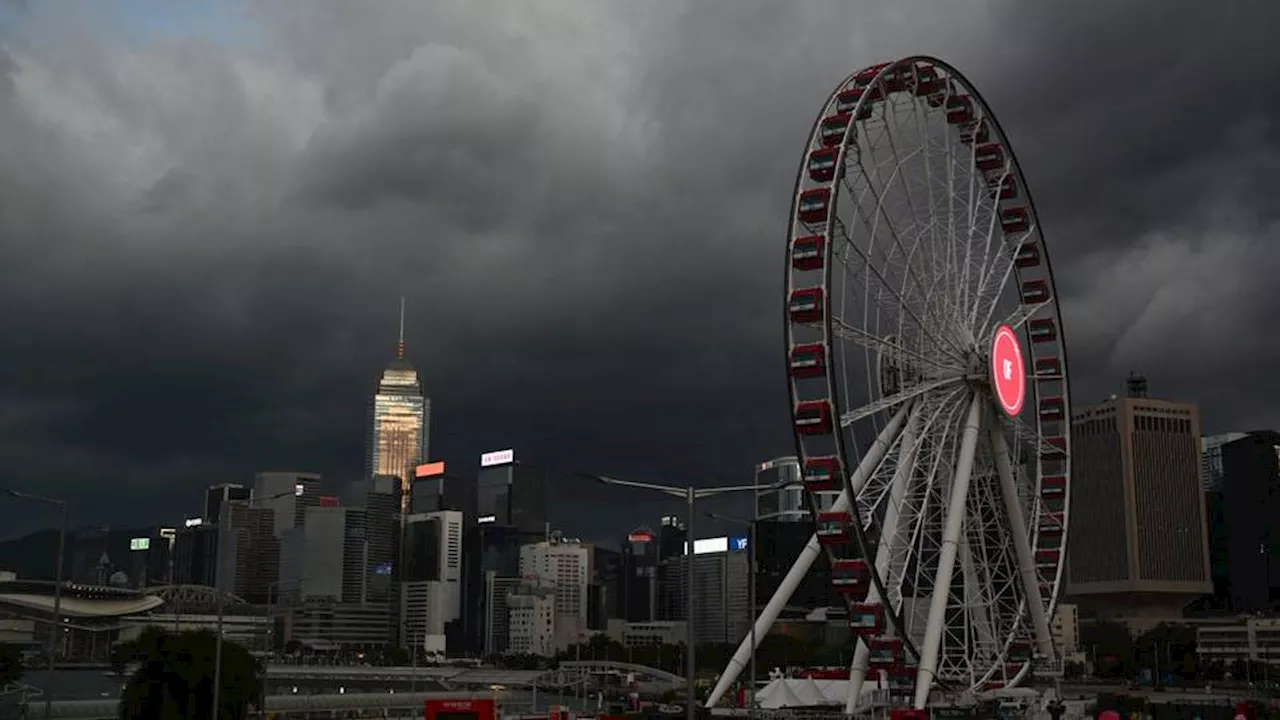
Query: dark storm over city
[[3, 1, 1280, 717], [0, 1, 1277, 539]]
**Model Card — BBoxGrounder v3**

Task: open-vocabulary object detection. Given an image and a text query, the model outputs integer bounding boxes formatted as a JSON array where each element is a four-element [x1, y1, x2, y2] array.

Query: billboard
[[628, 531, 654, 543], [416, 461, 446, 478], [480, 449, 515, 468], [129, 537, 150, 551]]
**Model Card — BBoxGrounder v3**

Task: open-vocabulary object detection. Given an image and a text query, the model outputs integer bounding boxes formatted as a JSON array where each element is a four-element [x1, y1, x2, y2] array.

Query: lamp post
[[584, 474, 777, 720], [1, 488, 67, 720], [215, 486, 302, 719], [704, 511, 757, 719]]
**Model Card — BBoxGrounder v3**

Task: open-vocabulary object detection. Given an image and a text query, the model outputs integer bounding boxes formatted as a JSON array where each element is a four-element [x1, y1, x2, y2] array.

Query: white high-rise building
[[400, 510, 464, 648], [507, 586, 556, 656], [519, 540, 590, 649]]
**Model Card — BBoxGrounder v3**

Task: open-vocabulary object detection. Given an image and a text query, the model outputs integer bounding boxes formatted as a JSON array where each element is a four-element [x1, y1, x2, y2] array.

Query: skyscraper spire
[[397, 296, 406, 361]]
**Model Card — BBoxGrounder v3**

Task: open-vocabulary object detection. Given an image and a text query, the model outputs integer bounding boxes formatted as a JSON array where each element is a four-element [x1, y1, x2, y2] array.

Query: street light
[[214, 485, 302, 719], [1, 487, 68, 720], [583, 474, 774, 720], [704, 511, 757, 719]]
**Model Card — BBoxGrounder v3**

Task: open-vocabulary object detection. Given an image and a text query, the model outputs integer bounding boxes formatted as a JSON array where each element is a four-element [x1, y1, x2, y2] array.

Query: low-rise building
[[1197, 617, 1280, 666], [508, 586, 556, 656], [605, 619, 686, 647]]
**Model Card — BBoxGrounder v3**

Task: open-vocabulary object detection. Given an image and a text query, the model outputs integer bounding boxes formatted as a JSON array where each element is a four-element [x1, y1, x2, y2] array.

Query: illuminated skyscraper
[[367, 299, 429, 514]]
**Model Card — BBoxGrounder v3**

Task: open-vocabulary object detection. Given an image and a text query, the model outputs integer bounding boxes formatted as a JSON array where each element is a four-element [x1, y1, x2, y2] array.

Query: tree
[[1081, 620, 1134, 679], [116, 628, 263, 720], [0, 643, 21, 687]]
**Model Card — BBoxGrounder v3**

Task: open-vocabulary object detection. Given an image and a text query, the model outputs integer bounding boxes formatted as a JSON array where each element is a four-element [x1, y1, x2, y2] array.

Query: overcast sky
[[1, 1, 1278, 540]]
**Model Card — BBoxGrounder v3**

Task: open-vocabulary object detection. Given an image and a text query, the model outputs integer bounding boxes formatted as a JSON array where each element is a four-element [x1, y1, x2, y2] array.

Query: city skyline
[[2, 1, 1280, 542]]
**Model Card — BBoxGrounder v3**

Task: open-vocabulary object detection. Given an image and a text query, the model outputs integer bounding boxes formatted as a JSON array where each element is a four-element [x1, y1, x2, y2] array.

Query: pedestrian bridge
[[558, 660, 683, 684]]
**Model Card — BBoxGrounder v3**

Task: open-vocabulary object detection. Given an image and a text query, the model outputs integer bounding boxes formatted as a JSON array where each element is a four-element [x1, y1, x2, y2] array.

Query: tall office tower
[[660, 537, 750, 646], [589, 545, 621, 630], [1221, 431, 1280, 613], [657, 515, 687, 564], [252, 472, 323, 538], [755, 456, 834, 521], [278, 504, 372, 604], [222, 502, 279, 603], [367, 299, 429, 515], [346, 476, 400, 602], [753, 456, 836, 612], [483, 573, 523, 655], [619, 527, 659, 622], [173, 522, 218, 587], [475, 449, 548, 534], [520, 539, 590, 649], [1203, 432, 1249, 491], [411, 462, 476, 518], [1066, 378, 1212, 624], [204, 484, 251, 526], [401, 510, 464, 651]]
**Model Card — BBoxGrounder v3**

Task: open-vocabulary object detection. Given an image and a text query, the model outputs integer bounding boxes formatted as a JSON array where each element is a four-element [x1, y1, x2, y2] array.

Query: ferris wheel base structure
[[708, 56, 1072, 713]]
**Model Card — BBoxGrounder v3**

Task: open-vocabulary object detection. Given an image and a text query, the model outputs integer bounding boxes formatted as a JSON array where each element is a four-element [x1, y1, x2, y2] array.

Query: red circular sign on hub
[[990, 324, 1025, 417]]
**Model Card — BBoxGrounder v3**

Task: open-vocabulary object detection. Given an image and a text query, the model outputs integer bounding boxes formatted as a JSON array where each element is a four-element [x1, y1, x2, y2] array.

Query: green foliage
[[1081, 620, 1135, 679], [0, 643, 21, 687], [115, 627, 263, 720], [385, 645, 410, 666]]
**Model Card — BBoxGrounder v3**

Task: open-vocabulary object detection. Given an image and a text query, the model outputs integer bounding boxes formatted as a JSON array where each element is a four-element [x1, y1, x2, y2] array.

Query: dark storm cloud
[[1, 0, 1279, 538]]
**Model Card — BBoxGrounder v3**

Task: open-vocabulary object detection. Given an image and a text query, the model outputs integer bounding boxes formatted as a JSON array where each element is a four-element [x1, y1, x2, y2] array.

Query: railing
[[26, 690, 476, 719]]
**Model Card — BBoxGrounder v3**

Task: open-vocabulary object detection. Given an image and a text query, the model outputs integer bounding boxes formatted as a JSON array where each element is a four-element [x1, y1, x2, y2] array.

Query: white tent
[[754, 678, 885, 709]]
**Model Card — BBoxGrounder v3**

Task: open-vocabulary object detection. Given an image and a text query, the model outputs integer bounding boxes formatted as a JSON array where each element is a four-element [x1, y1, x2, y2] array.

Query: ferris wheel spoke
[[831, 219, 966, 363], [839, 376, 963, 428], [990, 416, 1055, 658], [993, 298, 1054, 335], [828, 317, 964, 373], [971, 223, 1039, 336]]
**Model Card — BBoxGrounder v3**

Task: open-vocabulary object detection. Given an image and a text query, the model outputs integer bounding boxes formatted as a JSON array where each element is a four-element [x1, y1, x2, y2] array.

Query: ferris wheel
[[707, 57, 1072, 712]]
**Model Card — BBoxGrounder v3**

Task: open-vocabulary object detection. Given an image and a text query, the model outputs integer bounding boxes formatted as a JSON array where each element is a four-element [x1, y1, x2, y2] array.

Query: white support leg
[[845, 406, 921, 714], [704, 402, 913, 708], [959, 535, 995, 673], [989, 417, 1055, 660], [913, 394, 982, 710]]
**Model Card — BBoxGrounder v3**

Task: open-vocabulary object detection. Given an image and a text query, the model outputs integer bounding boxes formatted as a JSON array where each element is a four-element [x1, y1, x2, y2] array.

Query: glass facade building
[[366, 332, 429, 514]]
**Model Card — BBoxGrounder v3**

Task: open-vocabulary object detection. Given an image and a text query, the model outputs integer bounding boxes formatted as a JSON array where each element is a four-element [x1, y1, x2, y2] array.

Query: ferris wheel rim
[[784, 55, 1073, 701]]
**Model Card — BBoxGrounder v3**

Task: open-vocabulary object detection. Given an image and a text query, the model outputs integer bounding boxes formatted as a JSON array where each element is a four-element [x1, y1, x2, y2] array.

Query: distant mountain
[[0, 526, 157, 583], [0, 529, 66, 581]]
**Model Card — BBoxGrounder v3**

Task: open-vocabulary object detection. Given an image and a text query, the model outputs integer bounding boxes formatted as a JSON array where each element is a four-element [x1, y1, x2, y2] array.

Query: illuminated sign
[[294, 482, 305, 497], [319, 496, 339, 507], [628, 531, 654, 543], [416, 461, 446, 478], [184, 517, 203, 528], [480, 449, 515, 467], [683, 537, 730, 555], [129, 538, 150, 551], [730, 536, 749, 552], [478, 515, 496, 524]]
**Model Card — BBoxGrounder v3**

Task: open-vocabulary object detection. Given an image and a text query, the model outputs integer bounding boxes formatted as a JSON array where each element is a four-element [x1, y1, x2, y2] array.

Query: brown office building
[[1066, 379, 1212, 629]]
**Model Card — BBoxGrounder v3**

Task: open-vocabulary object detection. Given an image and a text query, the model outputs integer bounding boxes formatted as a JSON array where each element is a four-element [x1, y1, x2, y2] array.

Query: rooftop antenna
[[1126, 371, 1148, 398], [396, 296, 406, 360]]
